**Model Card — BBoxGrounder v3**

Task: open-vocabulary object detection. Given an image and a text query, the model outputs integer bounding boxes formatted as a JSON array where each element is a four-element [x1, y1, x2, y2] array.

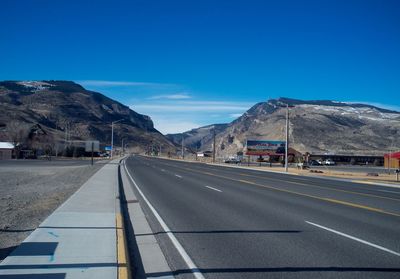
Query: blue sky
[[1, 0, 399, 133]]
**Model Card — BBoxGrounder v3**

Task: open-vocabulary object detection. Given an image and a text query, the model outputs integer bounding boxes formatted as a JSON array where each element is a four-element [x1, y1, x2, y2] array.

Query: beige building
[[0, 142, 14, 160]]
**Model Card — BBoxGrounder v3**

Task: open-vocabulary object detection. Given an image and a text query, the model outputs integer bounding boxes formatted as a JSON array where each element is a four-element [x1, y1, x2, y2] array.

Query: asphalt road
[[125, 155, 400, 279]]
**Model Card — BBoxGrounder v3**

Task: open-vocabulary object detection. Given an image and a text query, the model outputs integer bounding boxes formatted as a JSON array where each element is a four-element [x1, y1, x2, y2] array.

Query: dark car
[[224, 158, 241, 164], [309, 160, 321, 166]]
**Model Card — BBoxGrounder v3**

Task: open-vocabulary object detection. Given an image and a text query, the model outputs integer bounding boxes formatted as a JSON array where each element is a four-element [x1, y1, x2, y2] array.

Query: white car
[[324, 159, 336, 165]]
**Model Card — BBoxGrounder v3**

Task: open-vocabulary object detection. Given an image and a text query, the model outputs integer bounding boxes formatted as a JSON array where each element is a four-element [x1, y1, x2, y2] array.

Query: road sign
[[85, 141, 100, 152]]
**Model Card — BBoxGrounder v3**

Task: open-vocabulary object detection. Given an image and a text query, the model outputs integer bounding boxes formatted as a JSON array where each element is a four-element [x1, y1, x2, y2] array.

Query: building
[[0, 142, 14, 160], [309, 154, 384, 166], [384, 152, 400, 169]]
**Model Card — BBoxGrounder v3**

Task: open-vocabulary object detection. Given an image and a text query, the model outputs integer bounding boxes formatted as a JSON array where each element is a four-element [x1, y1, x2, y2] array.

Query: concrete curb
[[120, 159, 174, 279], [116, 157, 132, 279]]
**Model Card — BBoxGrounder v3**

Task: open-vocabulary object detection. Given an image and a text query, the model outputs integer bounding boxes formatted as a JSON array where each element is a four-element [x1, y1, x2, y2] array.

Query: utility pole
[[213, 128, 216, 163], [285, 104, 289, 172], [111, 123, 114, 159], [181, 135, 184, 159], [91, 141, 94, 166], [111, 119, 124, 159]]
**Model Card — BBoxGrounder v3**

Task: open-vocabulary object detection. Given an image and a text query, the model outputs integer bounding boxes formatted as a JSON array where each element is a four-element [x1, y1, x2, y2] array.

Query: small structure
[[197, 151, 212, 157], [384, 152, 400, 169], [309, 154, 384, 166], [0, 142, 14, 160], [244, 140, 298, 163]]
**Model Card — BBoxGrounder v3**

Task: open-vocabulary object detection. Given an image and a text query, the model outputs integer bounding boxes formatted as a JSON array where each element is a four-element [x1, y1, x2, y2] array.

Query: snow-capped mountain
[[170, 98, 400, 156]]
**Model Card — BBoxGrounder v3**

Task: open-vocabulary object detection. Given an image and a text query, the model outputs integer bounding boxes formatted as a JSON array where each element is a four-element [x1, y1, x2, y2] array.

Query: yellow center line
[[322, 198, 386, 213], [264, 176, 400, 202], [182, 163, 400, 202], [174, 166, 400, 218]]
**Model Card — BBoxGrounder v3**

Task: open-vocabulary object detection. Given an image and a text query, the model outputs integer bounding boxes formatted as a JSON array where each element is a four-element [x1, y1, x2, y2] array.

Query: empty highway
[[124, 155, 400, 279]]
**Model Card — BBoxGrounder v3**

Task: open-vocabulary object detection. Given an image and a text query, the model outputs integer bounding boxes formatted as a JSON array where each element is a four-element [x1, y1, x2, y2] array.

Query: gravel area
[[0, 160, 106, 261]]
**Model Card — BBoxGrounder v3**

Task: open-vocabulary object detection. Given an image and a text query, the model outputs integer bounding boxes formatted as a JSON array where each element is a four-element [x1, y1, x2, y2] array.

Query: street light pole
[[181, 134, 184, 159], [285, 104, 289, 172], [213, 128, 216, 163], [111, 119, 124, 159]]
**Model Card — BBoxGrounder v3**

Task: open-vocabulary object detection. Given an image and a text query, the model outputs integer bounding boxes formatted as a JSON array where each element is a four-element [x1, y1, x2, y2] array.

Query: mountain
[[169, 97, 400, 156], [0, 80, 176, 153], [166, 124, 228, 152]]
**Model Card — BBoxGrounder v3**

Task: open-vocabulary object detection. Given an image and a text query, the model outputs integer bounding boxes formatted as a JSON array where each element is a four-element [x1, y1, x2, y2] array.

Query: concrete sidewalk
[[0, 159, 124, 279]]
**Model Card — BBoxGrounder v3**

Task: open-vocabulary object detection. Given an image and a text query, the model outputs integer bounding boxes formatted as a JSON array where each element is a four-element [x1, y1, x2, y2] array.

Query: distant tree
[[5, 121, 30, 158], [40, 133, 56, 157]]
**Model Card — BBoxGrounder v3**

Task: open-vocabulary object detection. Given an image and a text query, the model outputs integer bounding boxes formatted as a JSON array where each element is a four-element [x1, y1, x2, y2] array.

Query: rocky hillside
[[169, 97, 400, 156], [166, 123, 228, 152], [0, 80, 176, 153]]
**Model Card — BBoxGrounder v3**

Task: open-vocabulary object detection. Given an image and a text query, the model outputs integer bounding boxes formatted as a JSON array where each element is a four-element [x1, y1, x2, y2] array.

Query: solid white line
[[306, 221, 400, 257], [123, 161, 205, 279], [175, 174, 182, 178], [205, 186, 222, 192]]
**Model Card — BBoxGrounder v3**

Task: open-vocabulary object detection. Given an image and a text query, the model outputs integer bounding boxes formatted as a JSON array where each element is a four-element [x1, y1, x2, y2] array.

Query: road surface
[[124, 155, 400, 279]]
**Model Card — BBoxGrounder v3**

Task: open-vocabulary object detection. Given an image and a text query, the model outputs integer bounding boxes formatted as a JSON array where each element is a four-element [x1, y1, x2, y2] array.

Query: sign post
[[85, 140, 100, 165]]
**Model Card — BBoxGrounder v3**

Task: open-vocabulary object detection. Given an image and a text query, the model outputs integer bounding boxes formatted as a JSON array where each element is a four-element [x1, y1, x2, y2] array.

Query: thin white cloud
[[77, 80, 167, 87], [131, 104, 250, 112], [150, 117, 203, 134], [130, 99, 254, 133], [148, 93, 192, 100], [175, 101, 254, 106], [229, 113, 243, 118]]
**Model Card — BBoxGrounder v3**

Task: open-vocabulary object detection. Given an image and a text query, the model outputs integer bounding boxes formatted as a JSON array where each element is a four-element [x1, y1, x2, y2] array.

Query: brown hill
[[168, 98, 400, 157], [0, 80, 175, 154]]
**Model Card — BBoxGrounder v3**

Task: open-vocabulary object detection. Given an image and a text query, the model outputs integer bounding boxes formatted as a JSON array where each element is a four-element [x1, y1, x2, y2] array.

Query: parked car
[[224, 157, 241, 164], [324, 159, 336, 165], [309, 160, 321, 166]]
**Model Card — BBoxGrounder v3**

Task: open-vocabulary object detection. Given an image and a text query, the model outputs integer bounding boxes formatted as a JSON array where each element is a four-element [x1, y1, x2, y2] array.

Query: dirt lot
[[0, 159, 106, 261]]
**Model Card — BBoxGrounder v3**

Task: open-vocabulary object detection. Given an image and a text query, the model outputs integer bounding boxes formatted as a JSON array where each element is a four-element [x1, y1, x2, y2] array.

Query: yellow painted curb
[[116, 213, 131, 279]]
